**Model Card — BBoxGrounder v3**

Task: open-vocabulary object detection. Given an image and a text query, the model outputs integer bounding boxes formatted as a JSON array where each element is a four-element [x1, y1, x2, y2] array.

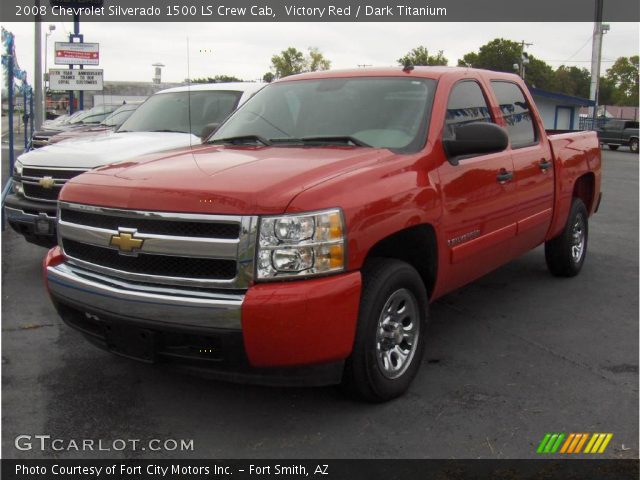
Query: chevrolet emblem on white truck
[[38, 176, 55, 189]]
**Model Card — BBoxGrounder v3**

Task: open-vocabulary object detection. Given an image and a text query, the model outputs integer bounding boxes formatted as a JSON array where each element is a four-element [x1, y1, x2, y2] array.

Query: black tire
[[630, 138, 639, 154], [342, 258, 428, 402], [545, 198, 588, 277], [608, 144, 619, 151]]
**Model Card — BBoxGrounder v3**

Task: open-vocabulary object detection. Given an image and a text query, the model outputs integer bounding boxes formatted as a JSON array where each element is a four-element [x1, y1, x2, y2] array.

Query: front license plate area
[[35, 218, 51, 234], [104, 323, 157, 363]]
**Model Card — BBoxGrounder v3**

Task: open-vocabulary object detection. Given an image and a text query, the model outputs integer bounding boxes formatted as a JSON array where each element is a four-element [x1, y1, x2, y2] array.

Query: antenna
[[186, 36, 192, 148]]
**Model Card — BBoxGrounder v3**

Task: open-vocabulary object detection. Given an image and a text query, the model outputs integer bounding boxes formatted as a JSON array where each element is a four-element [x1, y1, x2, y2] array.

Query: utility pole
[[34, 0, 43, 130], [589, 0, 608, 129], [519, 41, 533, 80]]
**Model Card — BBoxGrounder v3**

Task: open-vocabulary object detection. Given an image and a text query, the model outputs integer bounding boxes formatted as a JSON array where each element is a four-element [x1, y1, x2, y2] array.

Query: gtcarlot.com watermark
[[15, 435, 194, 452]]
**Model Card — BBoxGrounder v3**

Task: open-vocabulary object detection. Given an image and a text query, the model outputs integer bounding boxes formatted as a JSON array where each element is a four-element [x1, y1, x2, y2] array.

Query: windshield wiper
[[210, 135, 272, 146], [149, 129, 190, 133], [270, 136, 371, 147]]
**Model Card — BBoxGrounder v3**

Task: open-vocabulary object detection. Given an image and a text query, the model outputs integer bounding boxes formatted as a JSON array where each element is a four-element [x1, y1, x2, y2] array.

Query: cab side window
[[444, 81, 493, 140], [491, 81, 537, 148]]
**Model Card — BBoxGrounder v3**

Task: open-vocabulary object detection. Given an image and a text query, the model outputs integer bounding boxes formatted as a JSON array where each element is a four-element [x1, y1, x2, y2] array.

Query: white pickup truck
[[5, 82, 263, 247]]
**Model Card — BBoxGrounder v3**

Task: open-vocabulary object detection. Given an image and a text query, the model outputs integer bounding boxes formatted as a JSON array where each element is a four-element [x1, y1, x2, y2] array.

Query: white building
[[530, 88, 594, 130]]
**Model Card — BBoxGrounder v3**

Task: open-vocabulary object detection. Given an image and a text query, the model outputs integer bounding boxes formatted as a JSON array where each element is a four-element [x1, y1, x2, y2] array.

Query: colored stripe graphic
[[597, 434, 613, 453], [536, 433, 552, 454], [560, 433, 575, 453], [541, 433, 614, 454], [585, 433, 614, 454], [537, 433, 565, 453], [574, 433, 589, 453]]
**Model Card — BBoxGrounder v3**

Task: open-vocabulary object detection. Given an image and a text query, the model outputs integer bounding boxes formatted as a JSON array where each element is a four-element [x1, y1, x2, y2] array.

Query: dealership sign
[[49, 69, 103, 91], [55, 42, 99, 65]]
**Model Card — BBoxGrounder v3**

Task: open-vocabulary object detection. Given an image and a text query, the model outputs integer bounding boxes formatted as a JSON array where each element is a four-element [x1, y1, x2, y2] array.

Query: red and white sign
[[54, 42, 100, 66]]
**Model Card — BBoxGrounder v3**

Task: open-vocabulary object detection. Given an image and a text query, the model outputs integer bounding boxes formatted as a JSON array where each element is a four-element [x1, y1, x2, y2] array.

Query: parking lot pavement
[[1, 149, 637, 459]]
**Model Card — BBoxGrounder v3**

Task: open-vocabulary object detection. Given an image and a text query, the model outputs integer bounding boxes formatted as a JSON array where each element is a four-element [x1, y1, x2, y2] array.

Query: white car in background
[[5, 82, 264, 247]]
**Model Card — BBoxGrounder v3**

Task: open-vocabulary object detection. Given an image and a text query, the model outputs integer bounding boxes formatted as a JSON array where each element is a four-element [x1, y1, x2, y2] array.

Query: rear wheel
[[630, 138, 639, 153], [342, 258, 428, 402], [608, 144, 619, 151], [545, 198, 588, 277]]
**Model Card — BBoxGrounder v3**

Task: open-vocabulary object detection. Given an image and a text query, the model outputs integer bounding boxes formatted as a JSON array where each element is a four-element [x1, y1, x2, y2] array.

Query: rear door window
[[491, 81, 537, 148]]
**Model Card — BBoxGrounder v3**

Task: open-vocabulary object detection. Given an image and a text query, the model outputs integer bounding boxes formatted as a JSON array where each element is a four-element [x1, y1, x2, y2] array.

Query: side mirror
[[443, 122, 509, 165], [200, 123, 220, 142]]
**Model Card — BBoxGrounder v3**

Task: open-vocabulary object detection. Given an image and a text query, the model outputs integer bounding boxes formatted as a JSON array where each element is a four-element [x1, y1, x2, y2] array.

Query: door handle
[[496, 170, 513, 184], [539, 159, 552, 171]]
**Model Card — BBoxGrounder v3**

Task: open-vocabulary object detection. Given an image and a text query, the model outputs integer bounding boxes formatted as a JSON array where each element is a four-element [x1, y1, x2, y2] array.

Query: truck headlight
[[257, 209, 346, 280], [13, 160, 23, 178], [12, 181, 24, 196]]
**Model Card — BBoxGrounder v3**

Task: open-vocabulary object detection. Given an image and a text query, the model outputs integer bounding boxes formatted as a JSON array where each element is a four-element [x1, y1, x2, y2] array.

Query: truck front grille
[[20, 167, 87, 202], [63, 239, 237, 280], [58, 202, 257, 289], [23, 183, 62, 201], [60, 209, 240, 239]]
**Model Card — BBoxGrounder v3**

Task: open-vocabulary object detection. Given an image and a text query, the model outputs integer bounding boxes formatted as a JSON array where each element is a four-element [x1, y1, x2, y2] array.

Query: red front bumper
[[242, 272, 362, 367], [44, 246, 362, 370]]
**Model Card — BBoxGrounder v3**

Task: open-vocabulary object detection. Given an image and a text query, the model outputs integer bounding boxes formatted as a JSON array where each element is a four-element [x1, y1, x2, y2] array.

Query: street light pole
[[33, 0, 43, 130], [44, 24, 55, 119]]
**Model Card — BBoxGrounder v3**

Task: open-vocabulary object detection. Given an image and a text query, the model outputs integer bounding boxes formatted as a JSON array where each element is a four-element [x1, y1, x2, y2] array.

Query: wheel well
[[363, 224, 437, 297], [573, 173, 595, 212]]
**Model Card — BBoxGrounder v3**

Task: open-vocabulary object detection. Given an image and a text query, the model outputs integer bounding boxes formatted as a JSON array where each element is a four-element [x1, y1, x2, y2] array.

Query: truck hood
[[61, 145, 391, 215], [17, 132, 198, 169]]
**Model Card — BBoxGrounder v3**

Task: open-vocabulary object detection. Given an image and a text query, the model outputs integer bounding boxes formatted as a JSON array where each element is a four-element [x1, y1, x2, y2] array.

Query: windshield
[[100, 104, 139, 127], [70, 105, 118, 125], [211, 77, 436, 152], [117, 90, 243, 135]]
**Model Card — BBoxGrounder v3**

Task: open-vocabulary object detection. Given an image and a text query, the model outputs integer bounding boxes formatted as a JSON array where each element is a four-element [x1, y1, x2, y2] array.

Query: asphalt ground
[[1, 147, 638, 459]]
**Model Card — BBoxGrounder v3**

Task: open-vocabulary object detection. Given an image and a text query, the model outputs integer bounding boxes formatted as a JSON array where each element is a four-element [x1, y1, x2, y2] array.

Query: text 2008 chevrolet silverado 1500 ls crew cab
[[6, 83, 262, 247], [43, 67, 601, 401]]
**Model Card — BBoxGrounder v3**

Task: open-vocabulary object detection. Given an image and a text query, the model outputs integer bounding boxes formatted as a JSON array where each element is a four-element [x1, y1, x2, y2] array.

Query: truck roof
[[157, 82, 265, 95], [276, 66, 523, 83]]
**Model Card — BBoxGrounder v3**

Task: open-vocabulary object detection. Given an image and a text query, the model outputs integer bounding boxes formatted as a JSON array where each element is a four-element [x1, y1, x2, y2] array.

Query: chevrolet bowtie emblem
[[38, 176, 55, 189], [109, 230, 144, 253]]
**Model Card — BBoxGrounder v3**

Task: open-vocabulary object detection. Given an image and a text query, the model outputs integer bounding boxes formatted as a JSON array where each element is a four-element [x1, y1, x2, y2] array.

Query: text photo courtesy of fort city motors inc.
[[0, 0, 638, 479]]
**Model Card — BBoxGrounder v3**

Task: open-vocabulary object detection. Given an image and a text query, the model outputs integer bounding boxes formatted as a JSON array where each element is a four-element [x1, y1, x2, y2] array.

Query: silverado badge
[[38, 176, 55, 189], [109, 229, 144, 254]]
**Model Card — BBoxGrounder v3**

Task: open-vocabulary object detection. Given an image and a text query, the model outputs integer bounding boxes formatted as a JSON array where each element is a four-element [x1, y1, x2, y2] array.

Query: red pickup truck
[[43, 67, 601, 402]]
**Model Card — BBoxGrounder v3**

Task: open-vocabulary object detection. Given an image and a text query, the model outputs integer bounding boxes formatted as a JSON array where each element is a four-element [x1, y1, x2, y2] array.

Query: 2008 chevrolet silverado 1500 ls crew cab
[[43, 67, 601, 402], [6, 83, 262, 247]]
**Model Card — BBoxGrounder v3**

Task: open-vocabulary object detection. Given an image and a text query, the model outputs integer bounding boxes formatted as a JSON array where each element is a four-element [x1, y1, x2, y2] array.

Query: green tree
[[457, 38, 521, 72], [262, 72, 275, 83], [397, 46, 448, 66], [457, 38, 554, 89], [597, 76, 617, 106], [308, 47, 332, 71], [605, 55, 639, 106], [270, 47, 307, 78], [191, 75, 243, 83], [270, 47, 331, 79], [552, 66, 590, 98], [524, 57, 555, 89]]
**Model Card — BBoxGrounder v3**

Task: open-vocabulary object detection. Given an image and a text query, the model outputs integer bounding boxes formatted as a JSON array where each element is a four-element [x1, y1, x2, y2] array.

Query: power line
[[561, 35, 594, 63]]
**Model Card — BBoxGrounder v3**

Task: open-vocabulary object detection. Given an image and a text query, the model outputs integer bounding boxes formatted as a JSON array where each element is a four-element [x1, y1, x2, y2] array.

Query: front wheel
[[342, 258, 428, 402], [608, 144, 619, 151], [545, 198, 588, 277], [630, 138, 639, 153]]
